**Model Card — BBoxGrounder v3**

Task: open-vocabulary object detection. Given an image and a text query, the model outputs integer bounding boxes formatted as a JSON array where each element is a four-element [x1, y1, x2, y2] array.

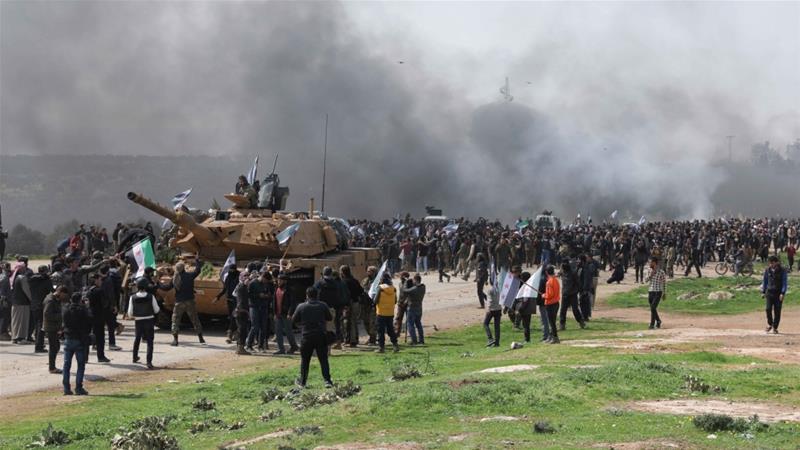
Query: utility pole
[[726, 135, 734, 162], [321, 114, 328, 214]]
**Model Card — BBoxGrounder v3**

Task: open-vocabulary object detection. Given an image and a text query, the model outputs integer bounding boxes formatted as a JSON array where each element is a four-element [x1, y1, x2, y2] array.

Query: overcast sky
[[1, 1, 798, 219]]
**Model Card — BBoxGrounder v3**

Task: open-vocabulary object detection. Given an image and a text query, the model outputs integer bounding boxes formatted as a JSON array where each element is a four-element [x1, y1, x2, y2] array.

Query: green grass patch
[[1, 319, 798, 449], [606, 276, 781, 315]]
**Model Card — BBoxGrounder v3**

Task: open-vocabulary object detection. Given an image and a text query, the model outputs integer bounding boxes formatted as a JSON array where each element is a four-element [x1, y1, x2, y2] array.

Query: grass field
[[606, 275, 796, 315], [2, 319, 798, 449]]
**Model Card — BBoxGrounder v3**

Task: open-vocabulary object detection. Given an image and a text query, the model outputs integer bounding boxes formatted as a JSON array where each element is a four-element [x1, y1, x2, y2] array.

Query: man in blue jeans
[[62, 293, 92, 395], [401, 274, 426, 345], [273, 274, 298, 355]]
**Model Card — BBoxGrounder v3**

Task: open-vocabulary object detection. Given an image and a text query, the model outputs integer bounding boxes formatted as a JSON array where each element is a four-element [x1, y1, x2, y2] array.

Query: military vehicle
[[127, 177, 380, 328], [534, 210, 561, 230]]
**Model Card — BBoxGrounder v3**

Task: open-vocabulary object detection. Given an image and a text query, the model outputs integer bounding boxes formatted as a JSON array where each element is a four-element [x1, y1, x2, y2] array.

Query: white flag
[[368, 260, 389, 300], [610, 210, 618, 219], [638, 215, 646, 226], [516, 267, 542, 299], [247, 156, 259, 185]]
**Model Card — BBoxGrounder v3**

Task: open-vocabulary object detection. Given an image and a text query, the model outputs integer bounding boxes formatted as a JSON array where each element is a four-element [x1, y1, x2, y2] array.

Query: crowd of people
[[0, 215, 793, 393]]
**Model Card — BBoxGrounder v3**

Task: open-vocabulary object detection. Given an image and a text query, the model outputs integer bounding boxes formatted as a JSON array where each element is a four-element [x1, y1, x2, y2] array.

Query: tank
[[126, 185, 380, 328]]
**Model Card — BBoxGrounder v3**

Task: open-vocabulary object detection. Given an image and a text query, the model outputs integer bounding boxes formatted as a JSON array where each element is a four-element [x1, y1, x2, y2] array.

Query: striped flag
[[276, 223, 300, 246], [247, 156, 259, 185], [499, 269, 520, 308], [132, 238, 156, 278], [162, 188, 193, 228], [220, 250, 236, 282]]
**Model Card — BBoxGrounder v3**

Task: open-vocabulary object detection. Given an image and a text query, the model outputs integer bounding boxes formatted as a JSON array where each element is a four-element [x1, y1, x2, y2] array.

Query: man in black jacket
[[292, 287, 333, 388], [28, 265, 53, 353], [579, 255, 597, 321], [340, 265, 366, 348], [559, 262, 586, 331], [62, 293, 92, 395], [86, 273, 111, 363], [10, 262, 32, 344]]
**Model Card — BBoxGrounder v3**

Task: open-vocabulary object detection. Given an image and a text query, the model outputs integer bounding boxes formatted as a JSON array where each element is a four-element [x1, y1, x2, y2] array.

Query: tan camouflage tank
[[127, 185, 379, 327]]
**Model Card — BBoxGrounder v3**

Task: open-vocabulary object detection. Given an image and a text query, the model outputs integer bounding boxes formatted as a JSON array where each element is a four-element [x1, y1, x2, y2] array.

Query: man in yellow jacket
[[374, 273, 400, 353]]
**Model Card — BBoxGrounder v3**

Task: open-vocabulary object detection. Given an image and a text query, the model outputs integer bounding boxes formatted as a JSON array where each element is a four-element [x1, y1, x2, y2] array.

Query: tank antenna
[[321, 113, 328, 214]]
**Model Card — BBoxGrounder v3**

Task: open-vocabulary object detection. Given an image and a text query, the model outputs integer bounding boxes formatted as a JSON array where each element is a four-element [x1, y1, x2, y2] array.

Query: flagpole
[[321, 114, 328, 214]]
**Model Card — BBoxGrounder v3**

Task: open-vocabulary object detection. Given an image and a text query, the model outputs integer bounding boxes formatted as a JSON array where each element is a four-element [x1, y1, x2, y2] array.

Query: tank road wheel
[[156, 309, 172, 330], [714, 262, 728, 276]]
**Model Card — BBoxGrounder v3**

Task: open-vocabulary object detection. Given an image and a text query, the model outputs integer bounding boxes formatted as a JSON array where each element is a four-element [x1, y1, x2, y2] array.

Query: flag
[[515, 220, 529, 231], [610, 210, 618, 219], [247, 156, 259, 185], [171, 188, 193, 208], [413, 227, 420, 238], [276, 223, 300, 246], [489, 262, 497, 288], [443, 223, 459, 235], [220, 250, 236, 282], [162, 188, 193, 228], [638, 215, 646, 226], [516, 267, 542, 299], [499, 269, 520, 308], [368, 260, 389, 300], [132, 238, 156, 278]]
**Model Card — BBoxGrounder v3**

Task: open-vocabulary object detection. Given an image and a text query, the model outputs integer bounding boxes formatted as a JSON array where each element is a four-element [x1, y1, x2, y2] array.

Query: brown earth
[[628, 399, 800, 423]]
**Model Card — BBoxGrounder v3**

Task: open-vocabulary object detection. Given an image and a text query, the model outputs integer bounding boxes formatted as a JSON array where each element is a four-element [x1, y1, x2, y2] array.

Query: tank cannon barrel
[[127, 192, 219, 244], [127, 192, 178, 223]]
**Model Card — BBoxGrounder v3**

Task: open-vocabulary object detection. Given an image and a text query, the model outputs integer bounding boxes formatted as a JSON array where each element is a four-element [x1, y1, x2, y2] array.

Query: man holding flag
[[214, 250, 239, 344]]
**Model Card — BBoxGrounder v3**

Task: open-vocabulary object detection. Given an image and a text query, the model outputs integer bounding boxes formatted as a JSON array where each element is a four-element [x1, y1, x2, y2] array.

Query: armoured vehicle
[[534, 211, 561, 230], [127, 179, 380, 328]]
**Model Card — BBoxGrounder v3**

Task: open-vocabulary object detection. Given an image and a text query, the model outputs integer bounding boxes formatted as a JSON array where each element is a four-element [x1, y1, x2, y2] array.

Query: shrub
[[692, 414, 768, 433], [260, 410, 283, 422], [111, 416, 178, 450], [391, 363, 422, 381], [533, 421, 556, 434], [684, 375, 724, 394], [28, 423, 70, 447], [192, 397, 216, 411]]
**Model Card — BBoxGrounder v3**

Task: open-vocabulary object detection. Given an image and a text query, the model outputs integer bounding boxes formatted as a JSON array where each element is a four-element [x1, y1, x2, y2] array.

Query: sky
[[1, 1, 799, 220]]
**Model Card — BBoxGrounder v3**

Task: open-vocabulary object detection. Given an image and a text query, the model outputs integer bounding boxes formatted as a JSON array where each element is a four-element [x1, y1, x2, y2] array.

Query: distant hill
[[1, 154, 256, 231]]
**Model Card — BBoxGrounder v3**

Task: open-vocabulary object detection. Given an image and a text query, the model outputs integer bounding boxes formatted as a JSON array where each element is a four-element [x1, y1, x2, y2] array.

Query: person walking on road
[[128, 278, 160, 369], [762, 255, 788, 334], [292, 287, 333, 388], [645, 257, 666, 329]]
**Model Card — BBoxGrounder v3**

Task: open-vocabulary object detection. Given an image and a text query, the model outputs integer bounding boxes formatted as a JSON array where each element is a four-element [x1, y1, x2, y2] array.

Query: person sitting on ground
[[606, 259, 625, 284]]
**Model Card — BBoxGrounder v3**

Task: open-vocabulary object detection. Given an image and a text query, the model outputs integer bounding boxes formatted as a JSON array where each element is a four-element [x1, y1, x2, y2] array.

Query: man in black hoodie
[[28, 265, 53, 353], [559, 261, 586, 331], [86, 273, 110, 363], [62, 292, 92, 395]]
